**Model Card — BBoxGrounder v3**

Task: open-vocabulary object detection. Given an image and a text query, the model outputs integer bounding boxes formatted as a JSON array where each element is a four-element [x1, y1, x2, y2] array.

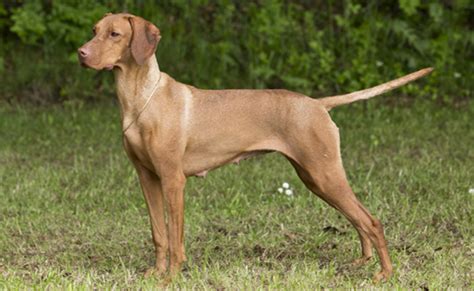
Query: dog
[[78, 13, 432, 281]]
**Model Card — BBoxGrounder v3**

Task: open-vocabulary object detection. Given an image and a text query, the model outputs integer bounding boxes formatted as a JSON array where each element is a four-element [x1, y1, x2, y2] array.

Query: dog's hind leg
[[285, 116, 393, 282]]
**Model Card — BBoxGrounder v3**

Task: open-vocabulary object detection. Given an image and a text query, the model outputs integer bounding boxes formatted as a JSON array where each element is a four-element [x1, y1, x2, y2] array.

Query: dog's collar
[[122, 72, 162, 134]]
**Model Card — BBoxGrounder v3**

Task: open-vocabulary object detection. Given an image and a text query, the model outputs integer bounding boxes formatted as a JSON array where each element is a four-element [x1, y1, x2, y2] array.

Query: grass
[[0, 99, 472, 289]]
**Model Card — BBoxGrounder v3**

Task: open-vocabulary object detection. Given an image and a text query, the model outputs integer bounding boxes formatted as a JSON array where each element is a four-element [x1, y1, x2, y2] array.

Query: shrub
[[0, 0, 471, 104]]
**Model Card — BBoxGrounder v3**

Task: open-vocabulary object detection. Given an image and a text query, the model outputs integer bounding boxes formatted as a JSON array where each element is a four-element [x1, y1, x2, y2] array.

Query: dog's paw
[[372, 269, 392, 283]]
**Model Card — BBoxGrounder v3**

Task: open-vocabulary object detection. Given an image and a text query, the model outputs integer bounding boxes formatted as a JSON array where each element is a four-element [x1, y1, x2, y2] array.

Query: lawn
[[0, 99, 472, 289]]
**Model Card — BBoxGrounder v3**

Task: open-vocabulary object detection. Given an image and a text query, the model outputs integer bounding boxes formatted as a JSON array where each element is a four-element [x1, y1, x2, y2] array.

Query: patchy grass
[[0, 99, 472, 289]]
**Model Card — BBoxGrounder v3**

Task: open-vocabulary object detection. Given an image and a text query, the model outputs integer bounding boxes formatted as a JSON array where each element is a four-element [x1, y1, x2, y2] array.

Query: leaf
[[429, 3, 444, 23], [399, 0, 421, 16], [10, 2, 47, 45]]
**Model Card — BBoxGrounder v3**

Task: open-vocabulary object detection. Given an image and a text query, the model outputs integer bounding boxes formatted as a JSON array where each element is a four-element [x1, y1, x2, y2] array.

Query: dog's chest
[[123, 130, 154, 169]]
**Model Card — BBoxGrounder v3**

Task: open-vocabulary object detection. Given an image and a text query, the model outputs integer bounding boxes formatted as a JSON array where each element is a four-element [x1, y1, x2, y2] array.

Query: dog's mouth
[[79, 58, 114, 71], [103, 64, 114, 71], [79, 60, 90, 68], [78, 56, 95, 69]]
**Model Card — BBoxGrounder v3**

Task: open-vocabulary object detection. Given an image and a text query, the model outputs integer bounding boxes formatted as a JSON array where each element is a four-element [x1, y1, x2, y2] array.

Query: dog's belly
[[183, 150, 272, 177], [182, 138, 286, 177]]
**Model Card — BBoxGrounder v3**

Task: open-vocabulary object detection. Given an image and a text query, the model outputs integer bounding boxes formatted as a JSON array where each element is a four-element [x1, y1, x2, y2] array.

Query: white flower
[[454, 72, 461, 78], [285, 189, 293, 196], [376, 61, 383, 67], [469, 188, 474, 194], [282, 182, 290, 189], [277, 187, 284, 193]]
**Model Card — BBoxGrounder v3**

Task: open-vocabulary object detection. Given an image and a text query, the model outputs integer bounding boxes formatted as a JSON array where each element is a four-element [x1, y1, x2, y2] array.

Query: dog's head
[[78, 13, 161, 70]]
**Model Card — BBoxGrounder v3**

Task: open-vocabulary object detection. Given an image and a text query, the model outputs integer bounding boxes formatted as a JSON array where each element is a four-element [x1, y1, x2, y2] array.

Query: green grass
[[0, 99, 472, 289]]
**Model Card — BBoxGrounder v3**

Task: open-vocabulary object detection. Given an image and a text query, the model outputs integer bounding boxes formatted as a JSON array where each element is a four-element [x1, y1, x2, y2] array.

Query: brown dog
[[78, 13, 432, 281]]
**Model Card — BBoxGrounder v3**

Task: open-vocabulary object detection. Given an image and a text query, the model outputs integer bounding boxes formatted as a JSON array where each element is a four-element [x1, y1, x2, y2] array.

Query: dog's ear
[[128, 16, 161, 65]]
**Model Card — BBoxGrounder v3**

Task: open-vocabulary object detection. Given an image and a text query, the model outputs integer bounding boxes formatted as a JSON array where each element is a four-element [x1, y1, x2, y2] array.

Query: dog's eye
[[110, 31, 120, 37], [92, 28, 96, 35]]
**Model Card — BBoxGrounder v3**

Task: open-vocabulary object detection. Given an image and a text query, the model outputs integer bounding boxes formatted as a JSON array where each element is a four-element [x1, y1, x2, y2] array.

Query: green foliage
[[399, 0, 421, 16], [0, 0, 472, 103], [46, 2, 108, 48], [10, 2, 45, 45], [9, 1, 108, 47]]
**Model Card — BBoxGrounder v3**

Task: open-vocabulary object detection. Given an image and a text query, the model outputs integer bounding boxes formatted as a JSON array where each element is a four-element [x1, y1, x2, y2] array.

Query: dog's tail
[[319, 67, 434, 111]]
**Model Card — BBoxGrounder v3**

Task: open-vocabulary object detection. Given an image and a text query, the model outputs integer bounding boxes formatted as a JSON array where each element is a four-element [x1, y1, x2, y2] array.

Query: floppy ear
[[128, 16, 161, 65]]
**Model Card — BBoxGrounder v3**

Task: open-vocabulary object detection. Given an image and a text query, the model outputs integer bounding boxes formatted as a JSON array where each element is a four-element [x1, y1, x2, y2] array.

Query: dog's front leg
[[133, 163, 169, 277], [160, 169, 187, 276]]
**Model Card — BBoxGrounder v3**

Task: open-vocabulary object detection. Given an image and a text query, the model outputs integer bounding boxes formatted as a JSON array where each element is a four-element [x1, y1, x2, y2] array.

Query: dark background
[[0, 0, 472, 104]]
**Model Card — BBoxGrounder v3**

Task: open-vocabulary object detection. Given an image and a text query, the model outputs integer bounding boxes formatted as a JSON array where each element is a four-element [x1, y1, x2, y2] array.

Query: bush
[[0, 0, 472, 104]]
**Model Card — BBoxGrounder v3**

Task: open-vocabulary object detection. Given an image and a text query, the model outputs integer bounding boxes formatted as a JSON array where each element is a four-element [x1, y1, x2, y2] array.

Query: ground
[[0, 99, 472, 289]]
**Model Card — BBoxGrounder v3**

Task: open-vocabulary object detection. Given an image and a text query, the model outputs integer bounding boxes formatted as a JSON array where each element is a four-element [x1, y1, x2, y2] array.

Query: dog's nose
[[78, 47, 89, 58]]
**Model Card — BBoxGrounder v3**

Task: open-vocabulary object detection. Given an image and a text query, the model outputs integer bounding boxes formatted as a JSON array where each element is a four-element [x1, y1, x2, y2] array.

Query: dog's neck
[[114, 56, 161, 129]]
